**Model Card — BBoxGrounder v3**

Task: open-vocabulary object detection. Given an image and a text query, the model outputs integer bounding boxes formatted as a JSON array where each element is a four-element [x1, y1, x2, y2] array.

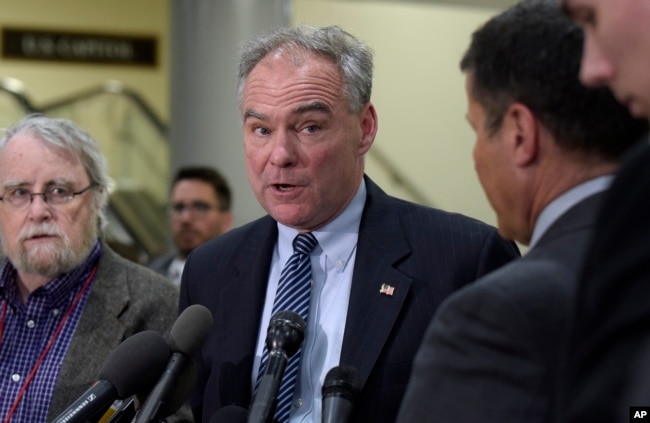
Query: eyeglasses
[[0, 183, 97, 210], [169, 201, 220, 217]]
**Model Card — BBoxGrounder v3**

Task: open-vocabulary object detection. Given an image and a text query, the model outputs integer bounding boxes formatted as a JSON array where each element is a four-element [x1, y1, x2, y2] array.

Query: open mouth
[[274, 184, 295, 191]]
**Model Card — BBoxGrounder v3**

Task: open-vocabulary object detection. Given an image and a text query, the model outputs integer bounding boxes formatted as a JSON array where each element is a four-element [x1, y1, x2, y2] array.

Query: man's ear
[[503, 103, 539, 167], [358, 102, 377, 155]]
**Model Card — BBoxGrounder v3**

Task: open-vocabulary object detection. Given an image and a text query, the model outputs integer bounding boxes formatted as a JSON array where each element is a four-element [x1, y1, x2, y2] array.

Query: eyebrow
[[243, 101, 332, 122], [243, 109, 267, 122], [294, 101, 332, 115], [1, 179, 73, 191]]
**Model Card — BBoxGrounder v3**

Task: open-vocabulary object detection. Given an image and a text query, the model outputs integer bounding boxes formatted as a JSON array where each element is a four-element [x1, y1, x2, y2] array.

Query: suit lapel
[[341, 177, 413, 385], [216, 217, 277, 395], [50, 245, 129, 419]]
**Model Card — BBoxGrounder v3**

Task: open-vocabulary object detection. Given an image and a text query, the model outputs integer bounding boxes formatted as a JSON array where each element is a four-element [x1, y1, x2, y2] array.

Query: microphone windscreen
[[269, 310, 305, 332], [323, 365, 362, 401], [266, 310, 306, 357], [98, 330, 171, 398], [169, 304, 214, 354], [209, 405, 249, 423]]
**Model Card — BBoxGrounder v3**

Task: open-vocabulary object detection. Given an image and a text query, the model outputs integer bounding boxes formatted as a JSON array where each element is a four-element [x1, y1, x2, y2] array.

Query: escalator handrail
[[37, 80, 169, 138], [0, 77, 39, 114]]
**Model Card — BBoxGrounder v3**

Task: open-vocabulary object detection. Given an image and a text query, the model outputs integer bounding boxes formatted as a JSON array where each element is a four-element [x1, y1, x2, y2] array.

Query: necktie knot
[[293, 232, 318, 255]]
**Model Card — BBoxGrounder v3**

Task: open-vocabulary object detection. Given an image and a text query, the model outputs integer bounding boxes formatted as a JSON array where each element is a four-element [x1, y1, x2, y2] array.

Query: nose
[[27, 193, 53, 220], [269, 130, 298, 168], [579, 33, 615, 87]]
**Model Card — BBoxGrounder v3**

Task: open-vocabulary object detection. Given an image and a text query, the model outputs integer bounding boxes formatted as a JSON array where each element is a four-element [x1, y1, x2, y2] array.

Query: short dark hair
[[172, 166, 232, 211], [460, 0, 648, 159]]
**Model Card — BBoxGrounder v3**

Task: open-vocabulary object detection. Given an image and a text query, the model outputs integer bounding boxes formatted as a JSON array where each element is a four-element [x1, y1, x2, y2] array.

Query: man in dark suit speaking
[[179, 24, 519, 423], [396, 1, 648, 422]]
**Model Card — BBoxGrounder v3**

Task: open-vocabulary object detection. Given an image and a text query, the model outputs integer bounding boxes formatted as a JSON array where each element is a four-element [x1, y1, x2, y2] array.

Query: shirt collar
[[529, 175, 613, 249], [277, 179, 366, 269]]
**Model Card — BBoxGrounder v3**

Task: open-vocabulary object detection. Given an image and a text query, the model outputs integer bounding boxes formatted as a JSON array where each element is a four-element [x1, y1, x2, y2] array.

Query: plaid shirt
[[0, 241, 101, 422]]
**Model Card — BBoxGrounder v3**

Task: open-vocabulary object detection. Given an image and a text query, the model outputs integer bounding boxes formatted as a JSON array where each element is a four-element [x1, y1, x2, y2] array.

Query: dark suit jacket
[[149, 251, 177, 277], [561, 138, 650, 423], [46, 242, 187, 422], [179, 176, 520, 422], [396, 192, 604, 423]]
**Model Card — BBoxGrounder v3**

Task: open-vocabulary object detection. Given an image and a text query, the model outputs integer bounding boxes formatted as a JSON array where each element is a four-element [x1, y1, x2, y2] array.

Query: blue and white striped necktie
[[255, 232, 318, 423]]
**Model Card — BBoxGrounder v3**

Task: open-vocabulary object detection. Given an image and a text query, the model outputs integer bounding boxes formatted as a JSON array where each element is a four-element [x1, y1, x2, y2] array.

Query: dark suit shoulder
[[187, 215, 276, 263], [447, 256, 573, 334], [147, 251, 176, 275]]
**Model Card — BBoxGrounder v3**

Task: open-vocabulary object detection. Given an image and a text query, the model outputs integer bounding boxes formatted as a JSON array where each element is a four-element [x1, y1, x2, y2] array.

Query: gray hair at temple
[[237, 24, 374, 114], [0, 114, 111, 228]]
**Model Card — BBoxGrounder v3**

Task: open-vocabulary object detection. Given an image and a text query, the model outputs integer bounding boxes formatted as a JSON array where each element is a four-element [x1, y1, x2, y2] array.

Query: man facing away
[[149, 166, 233, 287], [178, 24, 520, 423], [557, 0, 650, 421], [396, 1, 649, 422], [0, 115, 186, 422]]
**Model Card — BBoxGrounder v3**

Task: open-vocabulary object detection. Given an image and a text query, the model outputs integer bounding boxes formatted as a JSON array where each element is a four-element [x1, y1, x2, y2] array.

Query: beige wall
[[0, 0, 169, 120], [0, 0, 507, 230], [293, 0, 502, 227]]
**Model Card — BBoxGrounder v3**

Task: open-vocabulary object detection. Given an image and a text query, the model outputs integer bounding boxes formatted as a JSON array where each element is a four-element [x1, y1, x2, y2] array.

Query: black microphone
[[134, 304, 213, 422], [321, 365, 361, 423], [247, 310, 306, 423], [210, 405, 250, 423], [50, 330, 171, 423]]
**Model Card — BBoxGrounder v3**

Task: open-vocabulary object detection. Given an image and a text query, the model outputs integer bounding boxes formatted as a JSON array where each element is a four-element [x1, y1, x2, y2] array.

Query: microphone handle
[[134, 352, 188, 423], [322, 396, 354, 423], [247, 350, 288, 423], [50, 380, 117, 423]]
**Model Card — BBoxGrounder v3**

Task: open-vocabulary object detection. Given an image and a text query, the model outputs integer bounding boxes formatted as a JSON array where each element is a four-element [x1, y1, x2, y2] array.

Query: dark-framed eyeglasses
[[0, 183, 98, 210], [169, 201, 220, 217]]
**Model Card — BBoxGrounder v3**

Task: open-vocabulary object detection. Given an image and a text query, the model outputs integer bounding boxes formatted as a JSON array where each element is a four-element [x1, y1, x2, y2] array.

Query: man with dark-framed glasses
[[0, 114, 186, 422], [148, 166, 233, 287]]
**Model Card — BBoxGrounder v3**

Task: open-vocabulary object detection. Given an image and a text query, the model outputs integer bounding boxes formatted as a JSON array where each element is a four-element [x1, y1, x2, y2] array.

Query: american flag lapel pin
[[379, 283, 395, 296]]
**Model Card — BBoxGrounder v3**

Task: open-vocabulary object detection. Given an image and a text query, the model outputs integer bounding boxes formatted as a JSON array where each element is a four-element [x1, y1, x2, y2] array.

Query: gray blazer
[[396, 192, 604, 423], [46, 242, 189, 422]]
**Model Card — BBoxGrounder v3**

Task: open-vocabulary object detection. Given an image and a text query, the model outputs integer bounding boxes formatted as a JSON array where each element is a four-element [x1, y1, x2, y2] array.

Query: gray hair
[[0, 114, 110, 228], [237, 24, 374, 113]]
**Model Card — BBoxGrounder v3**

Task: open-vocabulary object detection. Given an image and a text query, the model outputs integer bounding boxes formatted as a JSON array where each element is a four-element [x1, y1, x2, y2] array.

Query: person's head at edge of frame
[[558, 0, 650, 120], [460, 0, 649, 245], [237, 24, 378, 233], [168, 166, 233, 259], [0, 113, 110, 302]]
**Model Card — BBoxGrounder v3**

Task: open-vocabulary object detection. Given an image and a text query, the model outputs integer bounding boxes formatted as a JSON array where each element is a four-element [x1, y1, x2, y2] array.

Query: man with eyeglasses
[[148, 166, 233, 287], [0, 115, 187, 422]]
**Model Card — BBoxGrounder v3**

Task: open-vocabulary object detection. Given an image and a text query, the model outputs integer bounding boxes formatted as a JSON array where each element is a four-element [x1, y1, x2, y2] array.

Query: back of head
[[460, 0, 648, 159], [237, 24, 374, 113], [0, 114, 111, 226]]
